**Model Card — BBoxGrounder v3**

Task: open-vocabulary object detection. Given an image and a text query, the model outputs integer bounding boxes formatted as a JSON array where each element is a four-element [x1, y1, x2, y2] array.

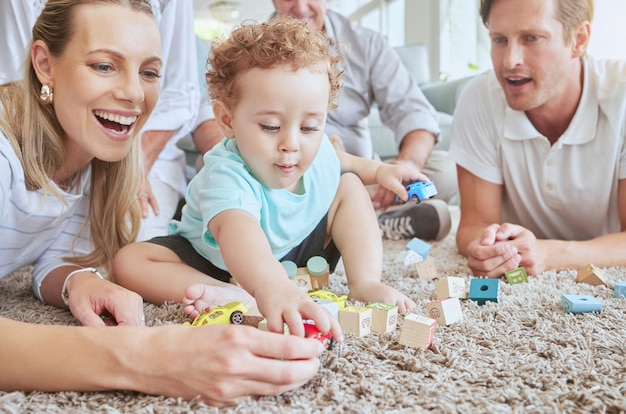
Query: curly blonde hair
[[206, 17, 343, 111], [0, 0, 153, 274]]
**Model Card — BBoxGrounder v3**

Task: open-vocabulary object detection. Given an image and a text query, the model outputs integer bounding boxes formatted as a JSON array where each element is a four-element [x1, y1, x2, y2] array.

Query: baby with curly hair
[[114, 17, 425, 339]]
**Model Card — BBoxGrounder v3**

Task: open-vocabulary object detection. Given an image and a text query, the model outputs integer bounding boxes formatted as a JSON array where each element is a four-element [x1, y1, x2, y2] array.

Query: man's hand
[[465, 223, 546, 277]]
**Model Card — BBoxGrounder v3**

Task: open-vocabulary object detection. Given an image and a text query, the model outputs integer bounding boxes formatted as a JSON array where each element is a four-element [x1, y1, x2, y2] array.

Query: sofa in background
[[369, 43, 474, 160]]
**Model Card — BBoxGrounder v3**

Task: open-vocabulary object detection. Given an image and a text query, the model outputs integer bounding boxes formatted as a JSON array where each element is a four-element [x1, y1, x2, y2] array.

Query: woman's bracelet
[[61, 267, 104, 306]]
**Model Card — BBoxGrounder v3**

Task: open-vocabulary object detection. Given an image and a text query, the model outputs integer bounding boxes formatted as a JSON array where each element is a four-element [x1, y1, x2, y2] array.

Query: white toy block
[[425, 297, 463, 326], [313, 299, 339, 320], [615, 281, 626, 298], [396, 249, 423, 267], [367, 302, 398, 333], [435, 276, 467, 299], [399, 314, 436, 350], [338, 306, 372, 337]]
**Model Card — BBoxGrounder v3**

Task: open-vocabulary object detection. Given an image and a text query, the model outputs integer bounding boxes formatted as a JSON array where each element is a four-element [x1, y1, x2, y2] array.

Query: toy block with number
[[468, 278, 499, 305], [425, 297, 463, 326], [415, 257, 438, 280], [615, 281, 626, 298], [367, 302, 398, 333], [313, 299, 339, 319], [505, 267, 529, 284], [307, 256, 330, 290], [282, 260, 313, 292], [406, 237, 431, 258], [561, 294, 603, 313], [399, 314, 436, 350], [436, 276, 467, 299], [338, 306, 372, 337], [576, 264, 607, 286]]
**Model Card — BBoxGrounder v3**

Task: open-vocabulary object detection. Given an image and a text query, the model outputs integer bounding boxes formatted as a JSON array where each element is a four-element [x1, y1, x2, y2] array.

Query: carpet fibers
[[1, 210, 625, 413]]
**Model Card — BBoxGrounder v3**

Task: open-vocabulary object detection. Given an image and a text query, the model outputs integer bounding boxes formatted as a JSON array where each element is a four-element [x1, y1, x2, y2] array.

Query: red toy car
[[303, 319, 335, 350]]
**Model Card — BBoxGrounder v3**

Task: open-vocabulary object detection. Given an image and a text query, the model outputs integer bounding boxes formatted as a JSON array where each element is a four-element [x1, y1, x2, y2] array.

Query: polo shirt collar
[[503, 59, 597, 146]]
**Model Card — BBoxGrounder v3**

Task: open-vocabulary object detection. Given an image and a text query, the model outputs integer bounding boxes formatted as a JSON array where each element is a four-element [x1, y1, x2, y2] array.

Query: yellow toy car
[[183, 301, 248, 327], [308, 290, 347, 309]]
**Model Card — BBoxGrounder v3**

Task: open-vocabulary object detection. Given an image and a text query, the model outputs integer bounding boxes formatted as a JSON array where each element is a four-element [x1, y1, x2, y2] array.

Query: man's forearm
[[541, 233, 626, 271], [395, 129, 436, 170]]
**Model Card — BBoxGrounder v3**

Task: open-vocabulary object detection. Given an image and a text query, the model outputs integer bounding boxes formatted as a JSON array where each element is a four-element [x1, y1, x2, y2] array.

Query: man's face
[[272, 0, 327, 31], [487, 0, 581, 113]]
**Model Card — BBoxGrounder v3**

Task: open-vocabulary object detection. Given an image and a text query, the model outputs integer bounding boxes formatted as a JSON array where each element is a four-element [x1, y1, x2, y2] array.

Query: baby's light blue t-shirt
[[170, 135, 341, 270]]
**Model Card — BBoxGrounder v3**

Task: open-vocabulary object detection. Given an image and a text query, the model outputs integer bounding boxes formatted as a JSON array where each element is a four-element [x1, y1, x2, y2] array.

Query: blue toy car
[[396, 181, 438, 204]]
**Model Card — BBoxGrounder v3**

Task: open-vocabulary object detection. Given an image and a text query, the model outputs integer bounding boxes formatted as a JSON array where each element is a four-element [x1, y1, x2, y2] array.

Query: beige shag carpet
[[1, 207, 626, 413]]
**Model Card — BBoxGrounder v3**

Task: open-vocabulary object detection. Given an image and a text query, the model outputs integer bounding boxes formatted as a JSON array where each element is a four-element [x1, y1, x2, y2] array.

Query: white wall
[[588, 0, 626, 60]]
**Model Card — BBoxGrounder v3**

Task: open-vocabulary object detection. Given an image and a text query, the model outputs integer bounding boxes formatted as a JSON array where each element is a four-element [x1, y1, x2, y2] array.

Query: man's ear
[[213, 100, 235, 139], [31, 39, 55, 87], [571, 21, 591, 58]]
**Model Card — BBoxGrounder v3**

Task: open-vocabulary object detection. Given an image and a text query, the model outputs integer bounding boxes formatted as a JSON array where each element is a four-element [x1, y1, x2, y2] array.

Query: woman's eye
[[302, 126, 320, 132], [90, 63, 113, 73]]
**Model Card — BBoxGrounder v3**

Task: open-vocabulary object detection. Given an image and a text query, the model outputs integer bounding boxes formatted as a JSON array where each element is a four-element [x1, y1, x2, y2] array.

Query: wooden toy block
[[415, 257, 438, 280], [307, 256, 330, 291], [435, 276, 467, 299], [425, 297, 463, 326], [258, 319, 290, 334], [615, 281, 626, 298], [576, 264, 607, 286], [468, 278, 499, 305], [367, 302, 398, 333], [338, 306, 372, 337], [505, 267, 528, 284], [282, 260, 313, 292], [399, 314, 436, 350], [242, 306, 264, 327], [561, 294, 603, 313], [406, 237, 430, 258], [313, 299, 339, 319]]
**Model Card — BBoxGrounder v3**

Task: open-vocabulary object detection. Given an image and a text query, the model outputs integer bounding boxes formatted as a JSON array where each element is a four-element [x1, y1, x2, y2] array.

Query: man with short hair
[[449, 0, 626, 276]]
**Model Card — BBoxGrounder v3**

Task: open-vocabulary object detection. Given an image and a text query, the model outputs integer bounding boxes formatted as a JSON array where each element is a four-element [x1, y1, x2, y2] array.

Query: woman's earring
[[40, 84, 53, 103]]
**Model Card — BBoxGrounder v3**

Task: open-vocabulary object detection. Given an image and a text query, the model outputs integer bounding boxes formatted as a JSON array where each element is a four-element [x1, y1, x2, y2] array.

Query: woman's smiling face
[[42, 3, 162, 166]]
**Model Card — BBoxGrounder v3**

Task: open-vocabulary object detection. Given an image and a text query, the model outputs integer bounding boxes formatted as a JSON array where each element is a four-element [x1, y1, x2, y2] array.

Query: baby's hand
[[254, 282, 343, 341], [374, 163, 430, 202], [349, 280, 416, 314]]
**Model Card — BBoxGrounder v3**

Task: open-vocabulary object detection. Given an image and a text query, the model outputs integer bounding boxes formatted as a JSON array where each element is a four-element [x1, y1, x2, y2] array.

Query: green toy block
[[505, 267, 528, 284]]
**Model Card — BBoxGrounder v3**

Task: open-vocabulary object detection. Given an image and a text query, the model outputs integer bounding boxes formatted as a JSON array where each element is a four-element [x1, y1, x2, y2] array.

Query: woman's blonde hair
[[0, 0, 153, 274], [206, 17, 343, 111]]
